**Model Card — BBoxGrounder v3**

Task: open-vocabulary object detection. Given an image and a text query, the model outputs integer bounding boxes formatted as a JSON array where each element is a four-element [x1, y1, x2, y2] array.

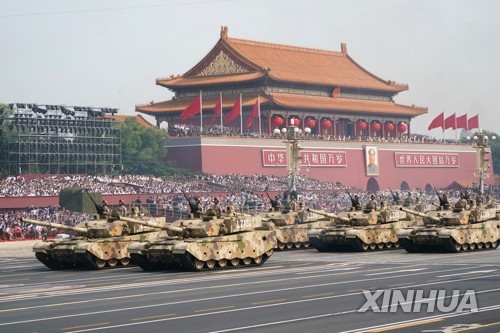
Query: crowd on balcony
[[166, 123, 466, 145]]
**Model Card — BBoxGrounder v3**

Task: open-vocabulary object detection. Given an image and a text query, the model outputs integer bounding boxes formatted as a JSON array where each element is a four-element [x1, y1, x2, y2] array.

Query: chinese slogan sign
[[262, 150, 347, 167], [394, 152, 459, 168]]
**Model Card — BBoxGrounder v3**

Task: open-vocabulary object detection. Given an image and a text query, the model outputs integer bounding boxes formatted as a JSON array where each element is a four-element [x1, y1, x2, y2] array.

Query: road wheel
[[485, 242, 492, 249], [242, 257, 252, 265], [461, 243, 469, 251], [253, 256, 263, 265], [230, 258, 240, 266], [303, 241, 310, 248], [107, 258, 118, 268], [386, 242, 393, 249], [394, 242, 400, 248], [218, 259, 228, 268], [278, 242, 285, 250], [120, 258, 130, 266], [369, 243, 377, 251], [206, 259, 216, 269], [294, 242, 302, 249], [477, 242, 484, 250], [286, 242, 293, 249], [377, 243, 384, 250], [193, 258, 205, 270], [95, 258, 106, 269]]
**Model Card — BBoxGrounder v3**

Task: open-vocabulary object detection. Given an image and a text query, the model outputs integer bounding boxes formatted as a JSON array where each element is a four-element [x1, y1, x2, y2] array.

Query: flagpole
[[258, 95, 261, 135], [239, 93, 243, 135], [219, 92, 223, 133], [200, 90, 203, 135]]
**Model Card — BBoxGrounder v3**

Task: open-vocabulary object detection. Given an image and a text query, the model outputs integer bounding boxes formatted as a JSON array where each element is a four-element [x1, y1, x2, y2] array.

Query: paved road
[[0, 246, 498, 333]]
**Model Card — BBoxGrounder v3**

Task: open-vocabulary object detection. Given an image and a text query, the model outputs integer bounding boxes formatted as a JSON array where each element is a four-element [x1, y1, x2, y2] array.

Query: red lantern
[[385, 123, 394, 131], [321, 119, 332, 129], [371, 122, 381, 131], [271, 116, 283, 127], [358, 121, 367, 130], [305, 118, 316, 128], [398, 123, 407, 132]]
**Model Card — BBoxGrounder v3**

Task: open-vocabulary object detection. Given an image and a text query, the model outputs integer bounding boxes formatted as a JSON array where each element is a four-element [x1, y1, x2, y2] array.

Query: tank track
[[76, 252, 133, 270], [131, 251, 272, 272], [400, 238, 499, 253], [179, 253, 271, 272], [35, 252, 76, 270], [309, 237, 400, 252], [276, 240, 310, 251]]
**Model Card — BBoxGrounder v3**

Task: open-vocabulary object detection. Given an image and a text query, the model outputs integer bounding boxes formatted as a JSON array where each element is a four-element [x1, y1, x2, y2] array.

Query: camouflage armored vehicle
[[307, 206, 416, 252], [20, 214, 169, 270], [128, 209, 277, 271], [260, 208, 334, 250], [398, 205, 500, 252]]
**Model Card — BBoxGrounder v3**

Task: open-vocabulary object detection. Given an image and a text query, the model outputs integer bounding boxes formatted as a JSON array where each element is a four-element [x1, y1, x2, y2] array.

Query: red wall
[[165, 137, 493, 190]]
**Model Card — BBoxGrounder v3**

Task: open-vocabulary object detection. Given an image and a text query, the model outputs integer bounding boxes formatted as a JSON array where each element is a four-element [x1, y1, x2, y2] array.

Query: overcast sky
[[2, 0, 499, 137]]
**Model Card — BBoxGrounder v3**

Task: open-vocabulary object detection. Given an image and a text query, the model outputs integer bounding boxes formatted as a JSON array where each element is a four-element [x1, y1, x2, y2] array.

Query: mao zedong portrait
[[367, 148, 379, 175]]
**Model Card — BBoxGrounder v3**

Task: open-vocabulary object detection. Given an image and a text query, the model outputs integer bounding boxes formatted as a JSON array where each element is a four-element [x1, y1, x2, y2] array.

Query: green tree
[[120, 117, 192, 176]]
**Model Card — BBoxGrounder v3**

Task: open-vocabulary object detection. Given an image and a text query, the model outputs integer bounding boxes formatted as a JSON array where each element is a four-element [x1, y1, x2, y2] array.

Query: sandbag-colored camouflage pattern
[[398, 205, 500, 252], [308, 206, 417, 252], [21, 214, 169, 270], [128, 211, 276, 271]]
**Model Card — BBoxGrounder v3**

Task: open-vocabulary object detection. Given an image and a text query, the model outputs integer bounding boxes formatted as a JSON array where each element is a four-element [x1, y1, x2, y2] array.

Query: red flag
[[468, 114, 479, 130], [428, 112, 444, 131], [180, 95, 201, 121], [224, 97, 240, 123], [444, 113, 456, 130], [208, 96, 222, 126], [333, 87, 341, 98], [456, 114, 468, 130], [246, 98, 259, 128]]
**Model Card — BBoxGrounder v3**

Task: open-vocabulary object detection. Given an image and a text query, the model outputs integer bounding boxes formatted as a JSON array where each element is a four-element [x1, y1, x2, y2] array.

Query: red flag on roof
[[428, 112, 444, 131], [180, 94, 201, 122], [224, 96, 241, 123], [333, 87, 341, 98], [246, 97, 260, 128], [208, 95, 222, 126], [456, 114, 468, 130], [468, 114, 479, 130], [444, 113, 456, 130]]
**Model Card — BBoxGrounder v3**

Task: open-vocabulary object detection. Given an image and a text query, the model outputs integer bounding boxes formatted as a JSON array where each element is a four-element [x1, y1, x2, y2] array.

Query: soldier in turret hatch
[[365, 195, 377, 210], [351, 195, 361, 211], [101, 200, 111, 218], [118, 199, 127, 216]]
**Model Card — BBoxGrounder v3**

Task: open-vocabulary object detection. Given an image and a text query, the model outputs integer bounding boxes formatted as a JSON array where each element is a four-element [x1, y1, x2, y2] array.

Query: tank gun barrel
[[118, 216, 169, 230], [399, 207, 441, 222], [307, 208, 350, 223], [20, 218, 88, 234]]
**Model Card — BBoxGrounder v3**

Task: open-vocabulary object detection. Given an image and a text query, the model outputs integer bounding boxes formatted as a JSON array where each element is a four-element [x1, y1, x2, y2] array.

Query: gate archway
[[367, 177, 380, 193]]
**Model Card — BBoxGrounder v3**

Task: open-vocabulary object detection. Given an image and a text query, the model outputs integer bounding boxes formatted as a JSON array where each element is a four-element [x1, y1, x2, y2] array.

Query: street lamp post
[[284, 119, 302, 191], [467, 130, 496, 194]]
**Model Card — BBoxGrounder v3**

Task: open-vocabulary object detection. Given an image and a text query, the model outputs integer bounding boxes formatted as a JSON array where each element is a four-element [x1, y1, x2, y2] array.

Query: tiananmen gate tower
[[136, 27, 493, 191]]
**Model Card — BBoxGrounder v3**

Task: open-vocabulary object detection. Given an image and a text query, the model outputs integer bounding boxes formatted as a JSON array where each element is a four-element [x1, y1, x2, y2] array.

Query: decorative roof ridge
[[227, 37, 345, 57], [394, 102, 428, 110]]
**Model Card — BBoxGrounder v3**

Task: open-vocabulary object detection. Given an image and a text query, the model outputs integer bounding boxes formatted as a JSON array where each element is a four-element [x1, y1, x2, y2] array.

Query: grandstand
[[0, 104, 121, 175]]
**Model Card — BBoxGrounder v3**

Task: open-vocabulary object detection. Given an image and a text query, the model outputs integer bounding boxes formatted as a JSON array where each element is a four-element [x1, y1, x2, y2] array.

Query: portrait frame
[[365, 145, 379, 176]]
